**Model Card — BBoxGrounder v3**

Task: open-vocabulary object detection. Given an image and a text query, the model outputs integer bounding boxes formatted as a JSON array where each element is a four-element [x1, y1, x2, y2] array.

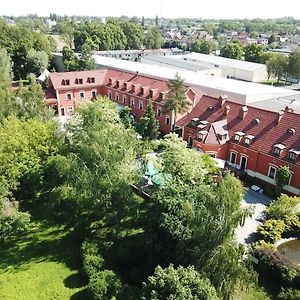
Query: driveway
[[234, 188, 272, 247]]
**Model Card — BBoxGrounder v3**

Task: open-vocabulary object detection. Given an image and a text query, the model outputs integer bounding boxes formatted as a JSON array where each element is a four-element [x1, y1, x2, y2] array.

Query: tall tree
[[244, 44, 264, 63], [145, 26, 162, 49], [62, 46, 79, 71], [287, 47, 300, 78], [191, 40, 217, 54], [266, 53, 288, 82], [220, 42, 244, 60], [25, 49, 49, 76], [0, 48, 13, 82], [78, 43, 96, 71], [59, 21, 75, 48], [120, 21, 144, 50], [163, 73, 190, 131], [138, 100, 159, 140]]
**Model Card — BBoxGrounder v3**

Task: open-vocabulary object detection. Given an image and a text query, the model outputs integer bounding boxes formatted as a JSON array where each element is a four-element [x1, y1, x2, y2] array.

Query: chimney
[[149, 88, 158, 99], [159, 91, 168, 101], [132, 84, 140, 93], [284, 106, 294, 113], [224, 105, 230, 115], [276, 111, 284, 124], [239, 106, 248, 119], [219, 94, 228, 107]]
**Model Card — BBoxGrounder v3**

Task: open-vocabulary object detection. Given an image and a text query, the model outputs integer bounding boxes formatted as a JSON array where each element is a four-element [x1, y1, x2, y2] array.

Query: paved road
[[234, 188, 272, 246]]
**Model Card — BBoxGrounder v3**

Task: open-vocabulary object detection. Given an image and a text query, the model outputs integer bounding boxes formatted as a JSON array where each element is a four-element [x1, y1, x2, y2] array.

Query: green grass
[[0, 214, 87, 300]]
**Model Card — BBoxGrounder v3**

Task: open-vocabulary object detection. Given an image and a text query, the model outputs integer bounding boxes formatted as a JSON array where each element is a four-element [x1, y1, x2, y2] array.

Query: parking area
[[234, 188, 272, 246]]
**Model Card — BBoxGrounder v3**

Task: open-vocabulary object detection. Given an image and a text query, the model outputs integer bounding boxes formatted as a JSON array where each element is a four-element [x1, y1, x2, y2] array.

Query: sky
[[1, 0, 300, 19]]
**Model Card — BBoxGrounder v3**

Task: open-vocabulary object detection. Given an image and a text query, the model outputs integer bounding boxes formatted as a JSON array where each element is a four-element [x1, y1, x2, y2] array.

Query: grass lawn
[[0, 213, 87, 300]]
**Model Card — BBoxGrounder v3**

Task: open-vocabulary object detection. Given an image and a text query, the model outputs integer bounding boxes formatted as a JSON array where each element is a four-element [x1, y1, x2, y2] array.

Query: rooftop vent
[[287, 128, 296, 135], [252, 118, 260, 125]]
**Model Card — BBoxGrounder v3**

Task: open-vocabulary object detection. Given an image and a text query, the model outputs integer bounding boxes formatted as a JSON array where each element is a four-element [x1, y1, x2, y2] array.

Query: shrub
[[284, 215, 300, 237], [257, 219, 286, 243], [278, 288, 300, 300]]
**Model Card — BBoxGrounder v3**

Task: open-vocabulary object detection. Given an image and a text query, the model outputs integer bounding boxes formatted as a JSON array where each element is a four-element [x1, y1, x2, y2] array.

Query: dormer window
[[244, 135, 254, 145], [273, 144, 286, 155], [90, 77, 95, 83], [219, 133, 227, 141], [191, 118, 199, 126], [198, 130, 208, 141], [76, 78, 83, 84], [65, 79, 70, 85], [288, 149, 300, 161], [234, 131, 245, 142]]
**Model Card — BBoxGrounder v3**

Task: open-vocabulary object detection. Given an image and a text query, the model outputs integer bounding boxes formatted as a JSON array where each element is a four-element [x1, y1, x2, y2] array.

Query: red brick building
[[177, 95, 300, 195], [46, 69, 300, 195]]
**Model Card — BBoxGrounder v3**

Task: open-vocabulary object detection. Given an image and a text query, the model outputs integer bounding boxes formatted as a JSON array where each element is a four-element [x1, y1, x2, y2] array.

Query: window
[[244, 138, 250, 144], [234, 134, 240, 142], [157, 108, 162, 116], [67, 106, 73, 113], [90, 77, 95, 83], [288, 152, 297, 161], [92, 91, 97, 98], [60, 107, 65, 116], [230, 152, 237, 164], [115, 94, 119, 102], [80, 92, 85, 99], [108, 91, 112, 99], [123, 95, 126, 104], [165, 116, 170, 125], [66, 93, 72, 100], [139, 101, 143, 110], [268, 166, 277, 179], [65, 79, 70, 85], [274, 147, 281, 155], [78, 78, 83, 84], [130, 97, 135, 107]]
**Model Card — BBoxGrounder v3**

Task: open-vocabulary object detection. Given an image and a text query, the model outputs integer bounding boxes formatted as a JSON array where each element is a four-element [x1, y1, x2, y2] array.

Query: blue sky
[[2, 0, 300, 19]]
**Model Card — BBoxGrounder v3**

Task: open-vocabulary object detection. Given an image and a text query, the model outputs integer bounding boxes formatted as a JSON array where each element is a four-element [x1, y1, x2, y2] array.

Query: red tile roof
[[49, 70, 108, 90], [177, 95, 300, 162]]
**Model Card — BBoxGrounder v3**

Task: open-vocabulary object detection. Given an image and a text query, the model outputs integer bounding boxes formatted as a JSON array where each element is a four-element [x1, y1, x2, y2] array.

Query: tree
[[78, 43, 96, 71], [138, 101, 159, 140], [163, 73, 190, 131], [146, 26, 162, 49], [220, 42, 244, 60], [119, 106, 135, 128], [141, 264, 220, 300], [120, 21, 144, 50], [62, 46, 79, 71], [244, 44, 264, 63], [191, 40, 217, 54], [287, 48, 300, 78], [0, 48, 13, 82], [59, 21, 75, 48], [268, 34, 276, 44], [25, 49, 49, 76], [276, 166, 292, 196], [266, 53, 288, 82]]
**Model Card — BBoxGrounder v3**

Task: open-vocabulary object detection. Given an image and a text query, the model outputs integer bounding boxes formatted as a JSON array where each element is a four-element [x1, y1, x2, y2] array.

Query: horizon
[[2, 0, 300, 20]]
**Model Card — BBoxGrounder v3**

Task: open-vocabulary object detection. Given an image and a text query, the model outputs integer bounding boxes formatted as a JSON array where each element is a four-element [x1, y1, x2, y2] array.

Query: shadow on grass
[[70, 288, 89, 300], [64, 273, 87, 289], [0, 219, 82, 272]]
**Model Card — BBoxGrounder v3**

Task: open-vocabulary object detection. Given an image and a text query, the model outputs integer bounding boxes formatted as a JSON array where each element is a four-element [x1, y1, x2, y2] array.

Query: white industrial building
[[142, 52, 269, 83]]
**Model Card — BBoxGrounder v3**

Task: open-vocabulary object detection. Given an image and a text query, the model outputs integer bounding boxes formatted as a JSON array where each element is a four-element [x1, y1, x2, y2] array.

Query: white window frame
[[268, 166, 277, 179], [115, 93, 119, 102], [157, 107, 162, 116], [274, 147, 281, 155], [60, 107, 65, 116], [230, 151, 237, 164], [288, 152, 297, 161], [130, 97, 135, 107], [67, 106, 73, 113], [244, 138, 250, 145], [66, 93, 72, 100], [79, 91, 85, 99], [92, 90, 97, 98], [239, 155, 248, 170], [234, 134, 240, 142], [139, 101, 143, 110], [165, 115, 170, 125]]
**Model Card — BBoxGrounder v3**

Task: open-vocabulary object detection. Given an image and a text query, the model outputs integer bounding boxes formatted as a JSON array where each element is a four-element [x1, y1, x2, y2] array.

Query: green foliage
[[145, 26, 163, 49], [78, 43, 96, 70], [266, 53, 288, 81], [120, 21, 144, 49], [25, 48, 49, 76], [244, 44, 264, 63], [278, 288, 300, 300], [58, 21, 75, 48], [267, 194, 300, 220], [220, 42, 244, 60], [119, 106, 135, 128], [257, 219, 286, 243], [163, 73, 190, 130], [138, 100, 159, 140], [287, 48, 300, 78], [276, 166, 292, 196], [62, 46, 79, 71], [141, 264, 220, 300], [191, 40, 217, 54], [0, 48, 13, 82]]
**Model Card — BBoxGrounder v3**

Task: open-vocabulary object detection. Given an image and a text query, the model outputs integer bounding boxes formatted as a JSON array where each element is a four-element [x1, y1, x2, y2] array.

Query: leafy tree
[[191, 40, 217, 54], [163, 73, 190, 131], [120, 21, 144, 49], [59, 21, 75, 48], [287, 48, 300, 78], [62, 46, 79, 71], [266, 53, 288, 82], [141, 264, 220, 300], [0, 48, 13, 82], [146, 26, 163, 49], [220, 42, 244, 60], [276, 166, 292, 196], [25, 49, 49, 76], [268, 34, 276, 44], [244, 44, 264, 63], [119, 106, 135, 128], [138, 100, 159, 140], [78, 43, 96, 71]]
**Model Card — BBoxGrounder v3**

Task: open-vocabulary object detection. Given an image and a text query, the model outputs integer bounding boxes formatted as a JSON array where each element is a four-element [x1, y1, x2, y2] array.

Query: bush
[[278, 288, 300, 299], [81, 241, 104, 277], [257, 219, 286, 243], [284, 215, 300, 237]]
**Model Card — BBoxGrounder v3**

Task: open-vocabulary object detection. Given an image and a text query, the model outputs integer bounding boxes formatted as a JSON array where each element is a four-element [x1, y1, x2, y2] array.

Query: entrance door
[[60, 107, 65, 116], [188, 136, 193, 147], [240, 156, 247, 170]]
